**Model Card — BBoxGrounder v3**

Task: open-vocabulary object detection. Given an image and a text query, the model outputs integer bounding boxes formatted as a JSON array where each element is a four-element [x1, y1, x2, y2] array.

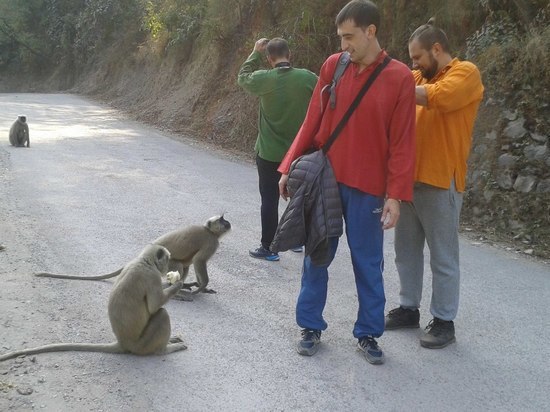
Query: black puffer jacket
[[270, 150, 343, 266]]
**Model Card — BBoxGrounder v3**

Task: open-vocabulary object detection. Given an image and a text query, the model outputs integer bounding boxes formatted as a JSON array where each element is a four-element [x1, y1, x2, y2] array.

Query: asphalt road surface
[[0, 93, 548, 412]]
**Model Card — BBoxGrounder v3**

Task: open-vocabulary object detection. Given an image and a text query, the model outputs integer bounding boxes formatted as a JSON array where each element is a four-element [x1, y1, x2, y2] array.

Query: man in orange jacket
[[385, 19, 484, 349]]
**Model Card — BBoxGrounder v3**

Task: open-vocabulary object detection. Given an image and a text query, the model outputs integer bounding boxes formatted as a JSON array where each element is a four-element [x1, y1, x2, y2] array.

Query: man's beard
[[421, 54, 438, 80]]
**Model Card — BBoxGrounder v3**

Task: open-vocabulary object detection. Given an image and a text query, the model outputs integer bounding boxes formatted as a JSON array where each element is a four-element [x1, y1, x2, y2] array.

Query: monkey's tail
[[0, 342, 125, 361], [34, 268, 122, 280]]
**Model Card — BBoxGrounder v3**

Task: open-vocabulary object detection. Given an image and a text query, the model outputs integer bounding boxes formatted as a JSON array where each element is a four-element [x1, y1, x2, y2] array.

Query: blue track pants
[[296, 184, 386, 338]]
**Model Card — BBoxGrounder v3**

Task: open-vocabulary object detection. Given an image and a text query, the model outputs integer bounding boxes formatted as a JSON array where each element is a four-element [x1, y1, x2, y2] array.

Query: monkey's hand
[[166, 271, 181, 285]]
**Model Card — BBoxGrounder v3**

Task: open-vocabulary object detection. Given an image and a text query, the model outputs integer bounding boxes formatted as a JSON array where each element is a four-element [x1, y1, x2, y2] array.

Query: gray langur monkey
[[35, 215, 232, 300], [156, 214, 231, 300], [0, 244, 187, 361], [9, 115, 30, 148]]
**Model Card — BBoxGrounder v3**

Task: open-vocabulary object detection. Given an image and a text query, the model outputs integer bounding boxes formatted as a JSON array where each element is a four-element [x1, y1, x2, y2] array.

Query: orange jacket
[[414, 58, 484, 192]]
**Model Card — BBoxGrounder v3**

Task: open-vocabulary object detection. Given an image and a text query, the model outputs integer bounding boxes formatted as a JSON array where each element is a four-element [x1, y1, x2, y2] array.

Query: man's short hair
[[266, 38, 290, 60], [335, 0, 380, 34], [409, 18, 450, 53]]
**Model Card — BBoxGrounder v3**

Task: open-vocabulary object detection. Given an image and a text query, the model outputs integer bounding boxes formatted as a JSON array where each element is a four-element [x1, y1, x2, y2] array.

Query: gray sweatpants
[[394, 181, 463, 321]]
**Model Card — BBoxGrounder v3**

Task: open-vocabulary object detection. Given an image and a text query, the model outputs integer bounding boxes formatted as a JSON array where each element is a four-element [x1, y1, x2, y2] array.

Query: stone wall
[[463, 100, 550, 258]]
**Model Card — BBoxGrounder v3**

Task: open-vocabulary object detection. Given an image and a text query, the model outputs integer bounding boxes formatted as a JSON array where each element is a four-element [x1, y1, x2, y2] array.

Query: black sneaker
[[420, 318, 456, 349], [357, 336, 385, 365], [385, 306, 420, 330], [290, 246, 303, 253], [249, 245, 280, 261], [297, 329, 321, 356]]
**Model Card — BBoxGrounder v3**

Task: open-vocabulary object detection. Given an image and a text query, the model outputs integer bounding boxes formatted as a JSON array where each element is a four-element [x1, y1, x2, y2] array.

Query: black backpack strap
[[320, 52, 351, 112], [329, 52, 351, 109], [322, 55, 392, 154]]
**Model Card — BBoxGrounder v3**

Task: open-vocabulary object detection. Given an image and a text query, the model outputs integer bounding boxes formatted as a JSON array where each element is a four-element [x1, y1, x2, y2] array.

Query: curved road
[[0, 93, 548, 411]]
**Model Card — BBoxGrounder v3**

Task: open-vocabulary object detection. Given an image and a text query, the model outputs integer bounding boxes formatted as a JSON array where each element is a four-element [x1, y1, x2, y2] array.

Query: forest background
[[0, 0, 549, 258]]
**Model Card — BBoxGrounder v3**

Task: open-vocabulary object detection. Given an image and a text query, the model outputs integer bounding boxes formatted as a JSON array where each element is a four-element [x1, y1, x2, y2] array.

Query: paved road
[[0, 94, 548, 411]]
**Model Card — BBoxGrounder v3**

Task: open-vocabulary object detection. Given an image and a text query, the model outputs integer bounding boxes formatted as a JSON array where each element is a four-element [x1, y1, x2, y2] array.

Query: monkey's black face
[[219, 216, 231, 231], [18, 116, 26, 123], [206, 215, 231, 235]]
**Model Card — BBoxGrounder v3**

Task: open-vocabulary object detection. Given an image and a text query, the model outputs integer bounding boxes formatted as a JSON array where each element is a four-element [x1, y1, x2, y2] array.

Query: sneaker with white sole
[[297, 329, 321, 356], [357, 336, 385, 365]]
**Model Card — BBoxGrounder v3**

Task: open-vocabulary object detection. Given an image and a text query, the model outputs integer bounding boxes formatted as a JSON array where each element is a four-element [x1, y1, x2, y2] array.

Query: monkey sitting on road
[[0, 244, 187, 361], [35, 215, 232, 300], [9, 115, 30, 148]]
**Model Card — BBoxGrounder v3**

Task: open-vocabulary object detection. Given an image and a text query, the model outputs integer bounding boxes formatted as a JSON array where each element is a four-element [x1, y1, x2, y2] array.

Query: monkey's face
[[18, 116, 26, 123], [205, 215, 231, 236], [155, 246, 171, 274], [141, 244, 171, 274]]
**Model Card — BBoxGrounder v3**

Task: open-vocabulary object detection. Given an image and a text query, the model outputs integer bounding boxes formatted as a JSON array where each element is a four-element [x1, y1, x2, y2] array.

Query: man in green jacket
[[238, 37, 317, 261]]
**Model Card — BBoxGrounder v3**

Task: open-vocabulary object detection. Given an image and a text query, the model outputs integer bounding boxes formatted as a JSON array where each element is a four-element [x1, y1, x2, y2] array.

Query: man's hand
[[279, 174, 290, 201], [381, 198, 401, 230], [254, 38, 269, 53]]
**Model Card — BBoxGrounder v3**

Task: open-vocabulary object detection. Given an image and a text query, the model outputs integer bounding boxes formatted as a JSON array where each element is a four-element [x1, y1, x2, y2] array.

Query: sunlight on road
[[1, 93, 140, 143]]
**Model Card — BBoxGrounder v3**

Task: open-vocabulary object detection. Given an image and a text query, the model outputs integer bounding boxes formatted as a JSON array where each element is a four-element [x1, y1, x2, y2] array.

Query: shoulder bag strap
[[322, 55, 392, 154]]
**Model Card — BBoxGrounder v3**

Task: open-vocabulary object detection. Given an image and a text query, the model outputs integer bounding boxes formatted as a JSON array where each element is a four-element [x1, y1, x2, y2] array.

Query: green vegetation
[[0, 0, 141, 74], [467, 3, 549, 122], [142, 0, 205, 48], [2, 1, 546, 102], [0, 0, 498, 76]]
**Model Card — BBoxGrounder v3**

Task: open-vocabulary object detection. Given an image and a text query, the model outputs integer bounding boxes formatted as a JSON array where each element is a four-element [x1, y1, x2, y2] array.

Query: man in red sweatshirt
[[278, 0, 416, 365]]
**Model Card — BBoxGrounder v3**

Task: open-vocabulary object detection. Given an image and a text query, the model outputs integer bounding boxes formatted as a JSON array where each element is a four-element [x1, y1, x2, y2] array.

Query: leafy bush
[[142, 0, 206, 51], [467, 4, 549, 133]]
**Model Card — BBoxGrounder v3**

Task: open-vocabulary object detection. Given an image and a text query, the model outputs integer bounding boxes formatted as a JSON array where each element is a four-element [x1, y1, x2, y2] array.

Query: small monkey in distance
[[9, 115, 30, 147]]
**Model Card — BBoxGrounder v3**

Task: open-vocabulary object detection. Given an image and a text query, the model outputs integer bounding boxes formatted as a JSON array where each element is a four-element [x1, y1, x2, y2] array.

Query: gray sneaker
[[357, 336, 385, 365], [420, 318, 456, 349], [385, 306, 420, 330], [297, 329, 321, 356]]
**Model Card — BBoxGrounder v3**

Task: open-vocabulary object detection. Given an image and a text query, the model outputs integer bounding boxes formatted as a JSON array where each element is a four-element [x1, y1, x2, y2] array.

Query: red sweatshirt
[[278, 51, 416, 201]]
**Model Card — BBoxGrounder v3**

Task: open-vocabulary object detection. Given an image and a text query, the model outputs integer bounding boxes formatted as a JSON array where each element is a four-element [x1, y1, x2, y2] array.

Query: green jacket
[[237, 51, 318, 162]]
